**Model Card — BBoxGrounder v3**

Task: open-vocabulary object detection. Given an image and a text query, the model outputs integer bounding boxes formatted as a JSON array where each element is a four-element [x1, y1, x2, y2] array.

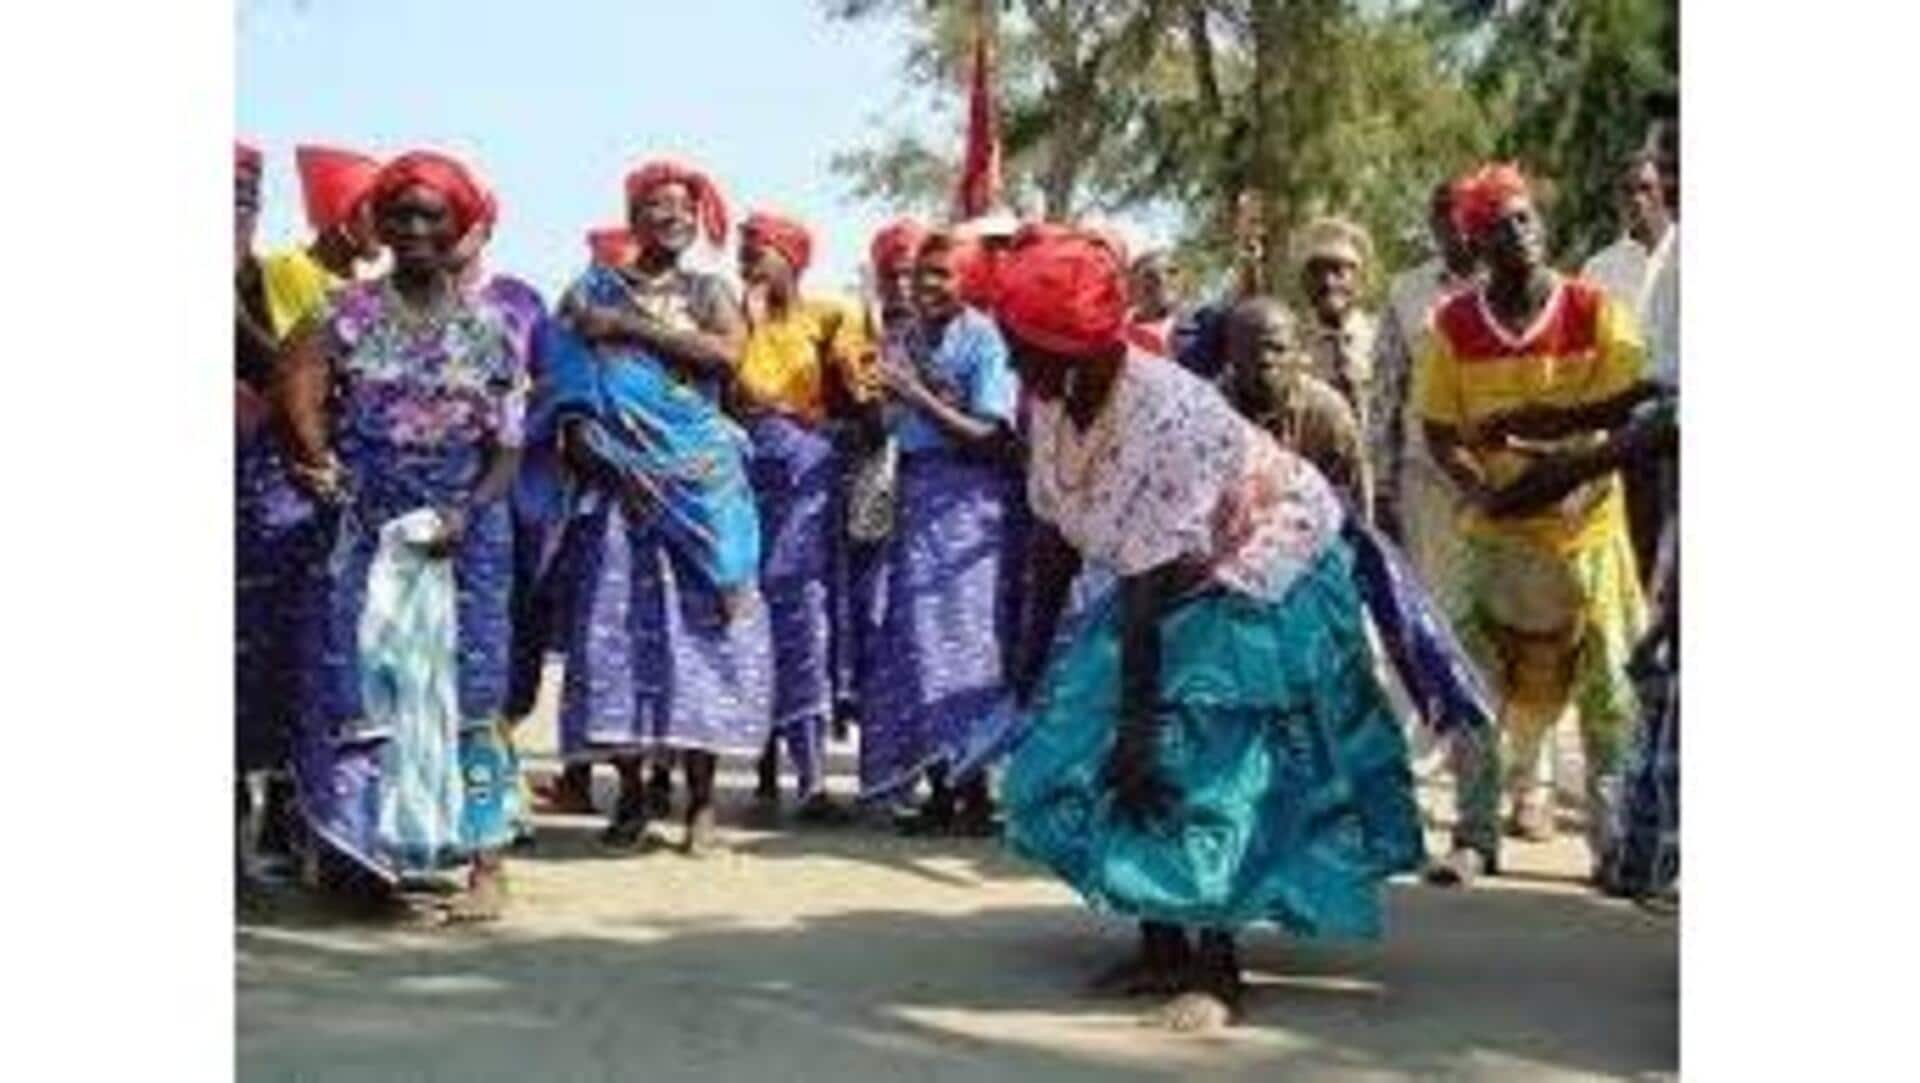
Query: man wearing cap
[[1294, 216, 1380, 520]]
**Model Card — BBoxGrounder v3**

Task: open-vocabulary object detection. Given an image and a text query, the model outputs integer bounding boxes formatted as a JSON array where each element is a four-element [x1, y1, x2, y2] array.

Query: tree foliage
[[825, 0, 1678, 297]]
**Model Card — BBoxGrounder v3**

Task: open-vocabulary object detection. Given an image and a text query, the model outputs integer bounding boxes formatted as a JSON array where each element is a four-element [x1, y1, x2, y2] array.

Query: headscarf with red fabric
[[623, 157, 730, 248], [868, 217, 927, 277], [993, 224, 1130, 358], [294, 145, 381, 233], [369, 149, 491, 235], [1450, 162, 1532, 243], [952, 237, 1001, 310], [235, 141, 263, 178], [587, 226, 637, 267], [742, 209, 813, 278]]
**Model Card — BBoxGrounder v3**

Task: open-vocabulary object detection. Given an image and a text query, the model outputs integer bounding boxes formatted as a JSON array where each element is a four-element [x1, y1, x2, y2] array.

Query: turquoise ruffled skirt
[[1003, 540, 1423, 937]]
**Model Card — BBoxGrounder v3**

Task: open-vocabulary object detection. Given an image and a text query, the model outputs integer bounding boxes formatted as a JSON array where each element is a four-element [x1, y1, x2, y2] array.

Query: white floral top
[[1027, 352, 1344, 601]]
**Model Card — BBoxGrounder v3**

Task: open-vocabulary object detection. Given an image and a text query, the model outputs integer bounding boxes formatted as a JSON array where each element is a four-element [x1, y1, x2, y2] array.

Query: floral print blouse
[[1027, 352, 1344, 602], [325, 280, 527, 453]]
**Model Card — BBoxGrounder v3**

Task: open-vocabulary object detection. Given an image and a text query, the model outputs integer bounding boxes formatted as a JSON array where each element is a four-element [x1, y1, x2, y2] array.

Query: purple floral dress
[[290, 280, 527, 878]]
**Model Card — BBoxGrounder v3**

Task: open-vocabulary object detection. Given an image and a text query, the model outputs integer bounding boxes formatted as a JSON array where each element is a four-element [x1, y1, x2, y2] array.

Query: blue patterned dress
[[290, 280, 526, 880], [1003, 357, 1424, 935], [854, 307, 1022, 801]]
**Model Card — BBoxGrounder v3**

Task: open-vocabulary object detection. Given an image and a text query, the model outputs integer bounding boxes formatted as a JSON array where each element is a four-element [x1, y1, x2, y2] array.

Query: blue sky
[[238, 0, 939, 297]]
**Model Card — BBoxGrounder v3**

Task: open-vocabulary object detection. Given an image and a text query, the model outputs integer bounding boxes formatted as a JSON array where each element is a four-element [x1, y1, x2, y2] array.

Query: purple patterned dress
[[855, 307, 1022, 801], [289, 281, 526, 879]]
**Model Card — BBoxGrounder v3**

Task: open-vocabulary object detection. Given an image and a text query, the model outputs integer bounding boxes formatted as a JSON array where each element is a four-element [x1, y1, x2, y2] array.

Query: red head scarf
[[294, 145, 381, 232], [869, 217, 928, 276], [952, 237, 1001, 310], [623, 158, 730, 248], [742, 209, 813, 276], [993, 225, 1129, 357], [587, 226, 637, 267], [235, 141, 263, 176], [369, 150, 490, 236], [1450, 162, 1532, 242]]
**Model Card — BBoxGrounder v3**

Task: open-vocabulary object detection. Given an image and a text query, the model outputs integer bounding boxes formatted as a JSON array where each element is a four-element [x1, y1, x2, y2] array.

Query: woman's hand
[[573, 304, 634, 344], [287, 455, 346, 504], [1483, 455, 1591, 518], [876, 353, 931, 407], [421, 505, 467, 559]]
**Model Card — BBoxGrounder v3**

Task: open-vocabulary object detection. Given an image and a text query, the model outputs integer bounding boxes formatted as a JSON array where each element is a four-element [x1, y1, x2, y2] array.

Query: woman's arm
[[273, 316, 341, 499], [424, 442, 524, 559], [1423, 420, 1494, 512], [1011, 522, 1084, 707], [569, 281, 744, 380], [1109, 561, 1179, 826], [1480, 382, 1667, 444], [877, 353, 1007, 451]]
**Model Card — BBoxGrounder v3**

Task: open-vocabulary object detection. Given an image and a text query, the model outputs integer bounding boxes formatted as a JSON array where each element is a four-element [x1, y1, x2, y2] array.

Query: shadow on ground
[[238, 870, 1675, 1083]]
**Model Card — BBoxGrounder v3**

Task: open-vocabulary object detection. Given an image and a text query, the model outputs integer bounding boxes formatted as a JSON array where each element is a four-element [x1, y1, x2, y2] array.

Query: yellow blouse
[[259, 246, 346, 341], [1414, 277, 1647, 552], [735, 294, 874, 424]]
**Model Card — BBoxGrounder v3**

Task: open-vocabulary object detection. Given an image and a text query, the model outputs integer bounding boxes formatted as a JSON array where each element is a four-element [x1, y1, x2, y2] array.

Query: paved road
[[238, 737, 1676, 1082]]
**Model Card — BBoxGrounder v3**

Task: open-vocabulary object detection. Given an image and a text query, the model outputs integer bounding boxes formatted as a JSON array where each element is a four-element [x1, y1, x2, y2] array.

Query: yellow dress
[[735, 294, 874, 424]]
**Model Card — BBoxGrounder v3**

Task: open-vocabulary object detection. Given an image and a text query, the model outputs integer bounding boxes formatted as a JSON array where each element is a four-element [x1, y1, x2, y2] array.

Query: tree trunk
[[1247, 0, 1287, 294]]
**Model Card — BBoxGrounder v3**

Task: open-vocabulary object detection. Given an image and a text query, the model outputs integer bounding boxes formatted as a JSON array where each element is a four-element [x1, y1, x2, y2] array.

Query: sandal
[[599, 793, 652, 851]]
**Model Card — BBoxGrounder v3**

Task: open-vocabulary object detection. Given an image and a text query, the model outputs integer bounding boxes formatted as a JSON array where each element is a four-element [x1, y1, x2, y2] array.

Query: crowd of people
[[234, 119, 1679, 1030]]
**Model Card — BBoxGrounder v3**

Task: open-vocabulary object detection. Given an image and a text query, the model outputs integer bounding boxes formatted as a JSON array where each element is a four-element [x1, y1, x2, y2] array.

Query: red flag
[[953, 3, 1002, 221]]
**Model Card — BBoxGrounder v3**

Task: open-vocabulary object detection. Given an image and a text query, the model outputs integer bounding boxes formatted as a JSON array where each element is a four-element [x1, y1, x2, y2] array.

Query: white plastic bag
[[357, 508, 464, 868]]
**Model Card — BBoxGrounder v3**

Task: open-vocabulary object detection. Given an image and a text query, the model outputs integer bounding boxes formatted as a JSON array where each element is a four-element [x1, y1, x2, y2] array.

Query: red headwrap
[[235, 141, 263, 176], [742, 209, 813, 276], [587, 226, 637, 267], [370, 150, 490, 235], [294, 145, 381, 232], [1450, 162, 1532, 242], [623, 158, 730, 248], [869, 217, 928, 275], [953, 238, 1001, 310], [993, 225, 1129, 357]]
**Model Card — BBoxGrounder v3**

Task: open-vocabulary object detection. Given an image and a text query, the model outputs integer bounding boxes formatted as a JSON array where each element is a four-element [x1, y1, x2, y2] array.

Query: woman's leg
[[537, 760, 596, 814], [953, 771, 998, 837], [682, 749, 720, 855], [754, 736, 781, 803], [446, 849, 507, 923], [601, 755, 652, 848], [1090, 921, 1191, 996], [1153, 927, 1244, 1032], [647, 755, 675, 817], [897, 762, 957, 836]]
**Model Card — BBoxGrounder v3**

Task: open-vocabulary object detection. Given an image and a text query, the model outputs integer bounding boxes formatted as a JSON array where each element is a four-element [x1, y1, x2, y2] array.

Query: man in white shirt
[[1582, 151, 1675, 324], [1583, 149, 1675, 583]]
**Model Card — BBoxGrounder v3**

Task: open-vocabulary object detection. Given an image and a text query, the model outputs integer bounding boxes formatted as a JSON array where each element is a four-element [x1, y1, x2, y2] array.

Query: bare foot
[[1149, 990, 1236, 1033], [681, 805, 721, 857], [445, 861, 507, 925], [533, 768, 596, 815]]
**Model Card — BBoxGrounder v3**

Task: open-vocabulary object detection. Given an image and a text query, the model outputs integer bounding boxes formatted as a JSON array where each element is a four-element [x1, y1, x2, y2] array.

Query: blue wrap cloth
[[519, 285, 760, 595]]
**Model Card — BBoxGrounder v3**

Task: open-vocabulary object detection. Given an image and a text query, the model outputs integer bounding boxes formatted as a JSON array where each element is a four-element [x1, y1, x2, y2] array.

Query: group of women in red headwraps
[[233, 140, 1670, 1029]]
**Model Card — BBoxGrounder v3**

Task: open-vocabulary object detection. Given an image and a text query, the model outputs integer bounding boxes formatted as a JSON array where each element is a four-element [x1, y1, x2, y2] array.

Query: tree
[[1467, 0, 1678, 260], [828, 0, 1675, 294]]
